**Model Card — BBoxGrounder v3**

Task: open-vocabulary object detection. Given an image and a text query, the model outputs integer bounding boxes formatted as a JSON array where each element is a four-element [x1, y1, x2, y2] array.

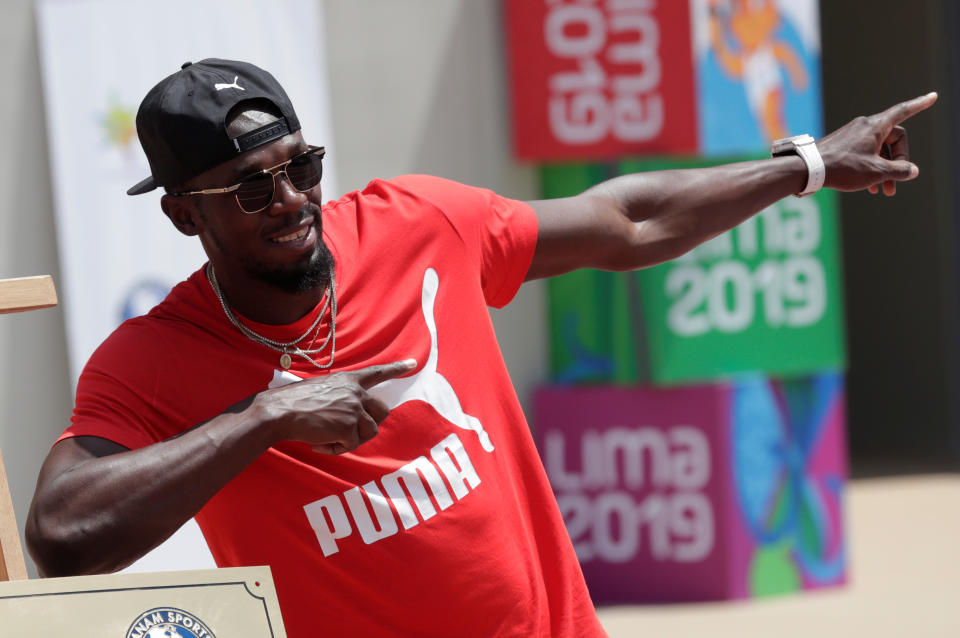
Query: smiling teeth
[[273, 227, 309, 243]]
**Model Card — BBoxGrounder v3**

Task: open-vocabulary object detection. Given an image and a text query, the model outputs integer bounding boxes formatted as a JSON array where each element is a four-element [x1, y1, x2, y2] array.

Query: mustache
[[268, 205, 321, 233]]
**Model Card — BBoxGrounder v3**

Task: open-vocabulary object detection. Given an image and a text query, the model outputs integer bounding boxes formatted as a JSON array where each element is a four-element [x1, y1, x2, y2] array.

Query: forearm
[[27, 401, 278, 576], [27, 359, 410, 577], [586, 155, 807, 269]]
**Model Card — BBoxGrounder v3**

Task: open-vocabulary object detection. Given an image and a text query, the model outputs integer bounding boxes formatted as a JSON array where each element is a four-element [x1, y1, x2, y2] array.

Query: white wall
[[0, 0, 547, 575], [321, 1, 547, 412]]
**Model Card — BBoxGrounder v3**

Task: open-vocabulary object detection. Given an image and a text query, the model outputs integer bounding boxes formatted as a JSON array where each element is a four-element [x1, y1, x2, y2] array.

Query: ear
[[161, 194, 202, 236]]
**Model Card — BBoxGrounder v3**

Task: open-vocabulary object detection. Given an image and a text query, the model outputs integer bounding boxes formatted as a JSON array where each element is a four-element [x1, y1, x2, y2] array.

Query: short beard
[[248, 241, 335, 294]]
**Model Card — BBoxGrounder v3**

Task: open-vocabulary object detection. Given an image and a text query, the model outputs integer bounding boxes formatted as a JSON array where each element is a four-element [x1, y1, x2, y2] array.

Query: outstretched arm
[[26, 360, 415, 576], [525, 93, 937, 281]]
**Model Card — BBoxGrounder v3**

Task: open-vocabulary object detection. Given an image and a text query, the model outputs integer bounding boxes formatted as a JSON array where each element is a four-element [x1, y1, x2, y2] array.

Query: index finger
[[349, 359, 418, 389], [879, 92, 938, 126]]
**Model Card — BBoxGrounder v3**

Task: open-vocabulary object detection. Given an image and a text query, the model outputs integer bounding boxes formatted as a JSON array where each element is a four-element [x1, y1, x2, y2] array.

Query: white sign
[[37, 0, 338, 573]]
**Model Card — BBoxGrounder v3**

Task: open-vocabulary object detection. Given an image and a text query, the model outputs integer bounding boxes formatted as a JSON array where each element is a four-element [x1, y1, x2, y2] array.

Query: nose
[[266, 172, 308, 216]]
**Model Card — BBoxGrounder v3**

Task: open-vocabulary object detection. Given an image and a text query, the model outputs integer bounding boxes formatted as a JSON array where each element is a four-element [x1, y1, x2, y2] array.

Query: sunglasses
[[173, 146, 325, 214]]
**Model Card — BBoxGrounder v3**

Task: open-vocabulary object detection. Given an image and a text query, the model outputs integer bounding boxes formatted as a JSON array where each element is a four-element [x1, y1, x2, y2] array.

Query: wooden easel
[[0, 275, 58, 581]]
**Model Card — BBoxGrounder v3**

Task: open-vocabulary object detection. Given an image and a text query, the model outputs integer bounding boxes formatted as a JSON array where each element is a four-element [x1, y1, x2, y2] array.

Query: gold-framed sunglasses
[[171, 146, 325, 214]]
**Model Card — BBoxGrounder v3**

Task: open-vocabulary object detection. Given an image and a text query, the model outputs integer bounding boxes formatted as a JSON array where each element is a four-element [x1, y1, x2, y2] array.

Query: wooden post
[[0, 274, 58, 580], [0, 449, 26, 580], [0, 276, 58, 315]]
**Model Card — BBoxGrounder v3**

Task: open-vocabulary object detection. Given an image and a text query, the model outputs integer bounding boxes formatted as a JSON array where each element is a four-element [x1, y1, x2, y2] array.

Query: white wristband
[[771, 134, 825, 197]]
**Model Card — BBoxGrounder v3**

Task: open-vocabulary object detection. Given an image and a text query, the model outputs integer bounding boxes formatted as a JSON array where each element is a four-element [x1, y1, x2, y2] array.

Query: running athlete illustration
[[708, 0, 809, 142]]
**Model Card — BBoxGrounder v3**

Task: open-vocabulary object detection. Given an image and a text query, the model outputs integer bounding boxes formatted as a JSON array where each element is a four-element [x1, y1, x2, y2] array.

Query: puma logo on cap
[[214, 76, 244, 91]]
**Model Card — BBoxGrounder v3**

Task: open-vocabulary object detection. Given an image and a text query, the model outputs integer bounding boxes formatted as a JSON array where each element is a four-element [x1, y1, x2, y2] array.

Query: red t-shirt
[[65, 175, 606, 637]]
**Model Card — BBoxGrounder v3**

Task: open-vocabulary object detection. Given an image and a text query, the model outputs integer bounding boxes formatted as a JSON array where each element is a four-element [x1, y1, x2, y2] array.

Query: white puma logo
[[269, 268, 494, 453], [368, 268, 494, 452], [214, 76, 245, 91]]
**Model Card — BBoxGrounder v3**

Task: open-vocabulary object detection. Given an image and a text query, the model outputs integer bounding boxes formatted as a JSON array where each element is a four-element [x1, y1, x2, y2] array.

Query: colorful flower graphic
[[731, 372, 846, 596], [101, 95, 137, 149]]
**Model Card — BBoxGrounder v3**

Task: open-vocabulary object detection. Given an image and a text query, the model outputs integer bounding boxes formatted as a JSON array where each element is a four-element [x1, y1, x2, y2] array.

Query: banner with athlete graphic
[[37, 0, 338, 574], [504, 0, 822, 160], [692, 0, 823, 154]]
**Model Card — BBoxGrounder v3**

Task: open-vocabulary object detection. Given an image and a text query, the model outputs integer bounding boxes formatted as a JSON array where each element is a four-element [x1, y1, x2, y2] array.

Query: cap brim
[[127, 175, 157, 195]]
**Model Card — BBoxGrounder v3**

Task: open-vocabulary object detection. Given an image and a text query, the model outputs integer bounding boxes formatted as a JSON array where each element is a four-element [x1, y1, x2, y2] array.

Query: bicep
[[524, 193, 649, 281]]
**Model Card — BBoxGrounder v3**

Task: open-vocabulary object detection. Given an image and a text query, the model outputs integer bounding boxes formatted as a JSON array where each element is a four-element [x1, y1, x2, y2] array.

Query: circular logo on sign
[[125, 607, 215, 638], [119, 279, 171, 322]]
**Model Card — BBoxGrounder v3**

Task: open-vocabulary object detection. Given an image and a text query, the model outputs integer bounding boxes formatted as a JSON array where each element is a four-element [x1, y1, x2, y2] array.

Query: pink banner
[[534, 373, 847, 603]]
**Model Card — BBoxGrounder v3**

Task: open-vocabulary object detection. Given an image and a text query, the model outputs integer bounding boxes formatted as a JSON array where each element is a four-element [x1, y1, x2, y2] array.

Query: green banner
[[544, 158, 846, 385]]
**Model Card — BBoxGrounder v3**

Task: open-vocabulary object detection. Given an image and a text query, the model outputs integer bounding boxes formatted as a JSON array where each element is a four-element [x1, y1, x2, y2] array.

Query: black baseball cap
[[127, 58, 301, 195]]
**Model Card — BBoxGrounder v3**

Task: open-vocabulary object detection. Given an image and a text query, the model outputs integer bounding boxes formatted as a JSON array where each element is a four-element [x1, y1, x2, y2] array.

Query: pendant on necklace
[[280, 353, 292, 369]]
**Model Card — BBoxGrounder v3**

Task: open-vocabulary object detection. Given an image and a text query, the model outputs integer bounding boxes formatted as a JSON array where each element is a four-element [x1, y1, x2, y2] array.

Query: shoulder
[[387, 175, 506, 213], [324, 175, 484, 214], [387, 174, 476, 197], [383, 175, 533, 229], [323, 175, 511, 243]]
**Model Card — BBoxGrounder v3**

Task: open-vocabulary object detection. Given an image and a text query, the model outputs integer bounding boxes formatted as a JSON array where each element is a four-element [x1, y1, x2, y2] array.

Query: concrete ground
[[596, 475, 960, 637]]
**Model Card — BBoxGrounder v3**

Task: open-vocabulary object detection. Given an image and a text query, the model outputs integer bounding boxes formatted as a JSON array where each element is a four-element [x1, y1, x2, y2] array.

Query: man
[[26, 59, 934, 637]]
